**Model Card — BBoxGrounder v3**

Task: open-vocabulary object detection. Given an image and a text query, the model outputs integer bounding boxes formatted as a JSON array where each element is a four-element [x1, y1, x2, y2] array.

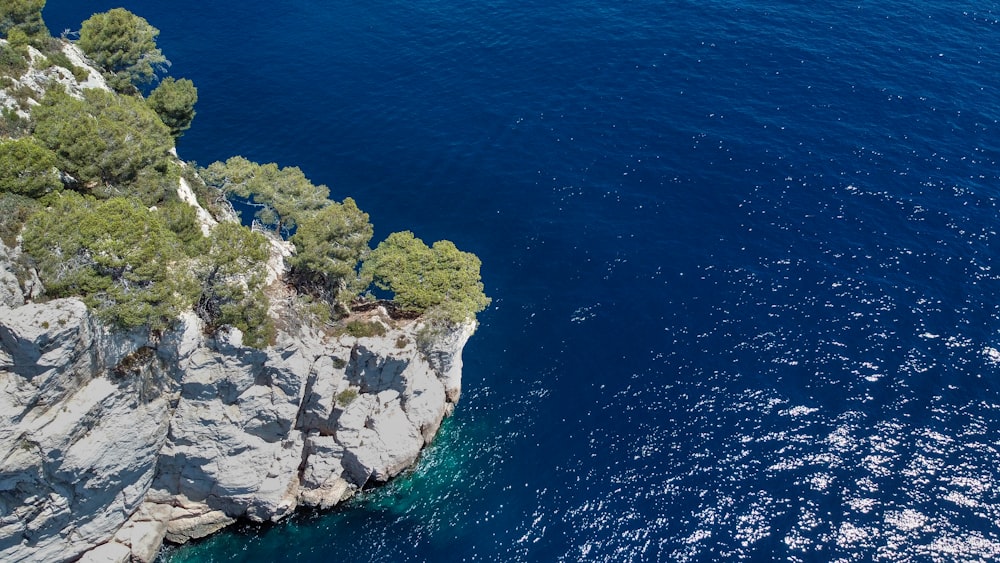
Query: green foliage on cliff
[[40, 49, 91, 83], [203, 158, 380, 309], [158, 199, 205, 256], [6, 28, 30, 52], [0, 137, 62, 197], [194, 222, 275, 348], [22, 193, 196, 330], [0, 0, 48, 43], [201, 156, 330, 235], [288, 197, 373, 303], [361, 231, 490, 323], [0, 107, 30, 138], [0, 42, 29, 78], [22, 193, 274, 343], [0, 7, 490, 347], [344, 319, 387, 338], [0, 192, 40, 248], [147, 77, 197, 138], [336, 388, 358, 407], [78, 8, 167, 92], [0, 10, 284, 346], [32, 88, 176, 204]]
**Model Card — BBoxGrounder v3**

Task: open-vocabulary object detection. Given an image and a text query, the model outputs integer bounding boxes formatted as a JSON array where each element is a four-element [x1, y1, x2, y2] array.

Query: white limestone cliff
[[0, 284, 474, 562]]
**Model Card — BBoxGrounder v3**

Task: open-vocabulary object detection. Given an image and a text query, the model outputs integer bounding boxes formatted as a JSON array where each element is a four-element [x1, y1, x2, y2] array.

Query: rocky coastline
[[0, 266, 474, 562], [0, 40, 476, 563]]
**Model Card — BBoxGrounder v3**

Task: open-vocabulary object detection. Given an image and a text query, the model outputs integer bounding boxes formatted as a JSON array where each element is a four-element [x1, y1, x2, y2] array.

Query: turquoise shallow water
[[43, 1, 1000, 560]]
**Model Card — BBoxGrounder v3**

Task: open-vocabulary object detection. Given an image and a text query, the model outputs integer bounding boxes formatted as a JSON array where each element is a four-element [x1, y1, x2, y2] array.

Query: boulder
[[298, 434, 351, 509], [78, 542, 131, 563], [112, 502, 172, 563], [162, 498, 236, 544]]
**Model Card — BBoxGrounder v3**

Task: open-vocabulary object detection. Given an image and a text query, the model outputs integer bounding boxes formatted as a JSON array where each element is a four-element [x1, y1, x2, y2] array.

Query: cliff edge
[[0, 259, 475, 562], [0, 39, 478, 563]]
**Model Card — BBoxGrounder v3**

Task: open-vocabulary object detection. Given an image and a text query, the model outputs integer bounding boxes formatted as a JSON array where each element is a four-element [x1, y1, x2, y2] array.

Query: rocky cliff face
[[0, 285, 473, 562]]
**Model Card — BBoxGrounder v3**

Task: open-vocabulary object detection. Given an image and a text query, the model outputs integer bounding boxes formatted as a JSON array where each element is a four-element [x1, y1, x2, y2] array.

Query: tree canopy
[[23, 193, 195, 330], [0, 0, 48, 43], [194, 222, 274, 348], [158, 199, 206, 256], [78, 8, 167, 92], [32, 88, 176, 204], [201, 156, 330, 235], [361, 231, 490, 323], [288, 197, 373, 302], [147, 77, 197, 138]]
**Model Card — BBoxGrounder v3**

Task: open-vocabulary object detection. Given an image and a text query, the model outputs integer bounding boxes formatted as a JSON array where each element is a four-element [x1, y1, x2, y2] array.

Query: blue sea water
[[43, 1, 1000, 560]]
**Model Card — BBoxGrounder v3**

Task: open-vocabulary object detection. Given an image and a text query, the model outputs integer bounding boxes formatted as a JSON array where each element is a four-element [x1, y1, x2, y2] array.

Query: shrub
[[0, 192, 40, 247], [0, 42, 28, 78], [0, 137, 62, 197], [70, 64, 89, 82], [193, 222, 274, 349], [6, 29, 29, 51], [344, 319, 387, 338], [336, 388, 358, 407], [6, 82, 34, 110], [43, 49, 89, 82], [157, 199, 205, 256], [217, 287, 275, 349], [0, 106, 30, 138], [305, 298, 332, 324]]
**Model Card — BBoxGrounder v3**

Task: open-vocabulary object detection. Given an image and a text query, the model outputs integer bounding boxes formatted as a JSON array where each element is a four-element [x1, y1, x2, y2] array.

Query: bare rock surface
[[0, 293, 473, 562], [0, 244, 24, 309], [0, 299, 169, 562]]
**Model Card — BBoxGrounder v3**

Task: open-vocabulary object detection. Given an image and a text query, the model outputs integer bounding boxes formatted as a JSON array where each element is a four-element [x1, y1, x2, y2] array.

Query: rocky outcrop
[[0, 248, 25, 309], [0, 40, 108, 119], [175, 174, 218, 237], [0, 294, 474, 562], [0, 299, 166, 562], [0, 36, 478, 563], [0, 242, 43, 309]]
